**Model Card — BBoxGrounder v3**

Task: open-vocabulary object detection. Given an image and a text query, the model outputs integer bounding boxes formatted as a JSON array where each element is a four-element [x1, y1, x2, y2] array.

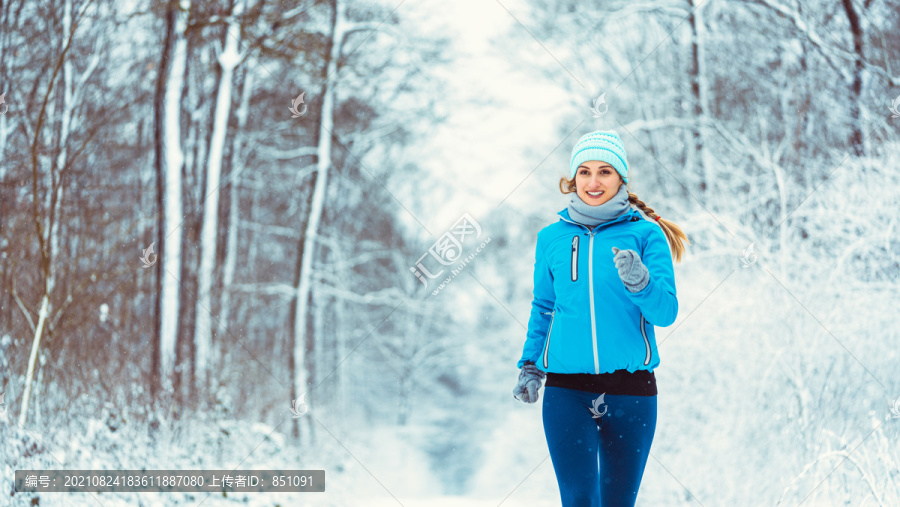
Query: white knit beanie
[[569, 130, 629, 183]]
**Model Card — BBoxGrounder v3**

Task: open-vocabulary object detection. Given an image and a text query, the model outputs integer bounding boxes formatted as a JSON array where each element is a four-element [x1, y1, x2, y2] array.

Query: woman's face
[[575, 161, 622, 206]]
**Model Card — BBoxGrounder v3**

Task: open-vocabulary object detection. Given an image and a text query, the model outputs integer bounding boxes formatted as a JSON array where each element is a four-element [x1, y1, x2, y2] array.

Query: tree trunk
[[312, 289, 326, 405], [194, 0, 243, 400], [841, 0, 864, 156], [158, 0, 190, 401], [688, 0, 712, 193], [219, 64, 254, 341], [289, 0, 343, 446], [151, 0, 173, 405], [20, 0, 75, 427], [19, 297, 49, 426]]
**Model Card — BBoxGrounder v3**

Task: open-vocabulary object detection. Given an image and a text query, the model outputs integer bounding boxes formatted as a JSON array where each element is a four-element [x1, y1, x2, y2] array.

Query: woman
[[512, 130, 689, 507]]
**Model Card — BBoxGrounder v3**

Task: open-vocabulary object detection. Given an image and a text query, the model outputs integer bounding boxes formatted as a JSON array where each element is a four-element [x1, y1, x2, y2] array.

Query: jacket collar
[[556, 206, 639, 233]]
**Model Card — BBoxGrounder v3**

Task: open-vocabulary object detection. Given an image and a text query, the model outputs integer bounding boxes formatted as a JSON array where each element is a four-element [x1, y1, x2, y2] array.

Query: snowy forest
[[1, 0, 899, 505]]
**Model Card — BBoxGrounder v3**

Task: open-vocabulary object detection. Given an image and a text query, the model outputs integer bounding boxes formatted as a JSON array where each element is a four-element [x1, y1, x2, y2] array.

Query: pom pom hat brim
[[569, 130, 629, 183]]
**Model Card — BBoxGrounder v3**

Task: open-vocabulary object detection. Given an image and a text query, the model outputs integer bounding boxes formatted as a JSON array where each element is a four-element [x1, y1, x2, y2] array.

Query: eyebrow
[[578, 164, 613, 170]]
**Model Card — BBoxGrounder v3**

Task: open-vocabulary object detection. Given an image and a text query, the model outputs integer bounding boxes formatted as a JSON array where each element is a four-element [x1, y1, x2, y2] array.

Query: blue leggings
[[542, 386, 657, 507]]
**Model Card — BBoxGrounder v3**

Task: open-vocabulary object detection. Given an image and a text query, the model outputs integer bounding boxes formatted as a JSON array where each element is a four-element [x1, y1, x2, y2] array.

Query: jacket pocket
[[541, 310, 555, 369], [570, 236, 579, 282], [640, 314, 651, 365]]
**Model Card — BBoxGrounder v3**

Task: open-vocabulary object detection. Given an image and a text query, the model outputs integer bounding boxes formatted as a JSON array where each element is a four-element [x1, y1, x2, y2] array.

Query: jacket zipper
[[588, 232, 599, 373], [640, 314, 651, 365], [540, 310, 555, 369], [571, 236, 579, 281], [558, 212, 634, 375]]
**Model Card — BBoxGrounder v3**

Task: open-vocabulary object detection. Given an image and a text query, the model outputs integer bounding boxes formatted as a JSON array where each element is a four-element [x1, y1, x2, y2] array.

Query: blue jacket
[[517, 207, 678, 374]]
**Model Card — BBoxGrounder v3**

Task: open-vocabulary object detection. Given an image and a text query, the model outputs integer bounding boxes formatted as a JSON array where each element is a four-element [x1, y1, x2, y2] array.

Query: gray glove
[[611, 247, 649, 293], [513, 362, 547, 403]]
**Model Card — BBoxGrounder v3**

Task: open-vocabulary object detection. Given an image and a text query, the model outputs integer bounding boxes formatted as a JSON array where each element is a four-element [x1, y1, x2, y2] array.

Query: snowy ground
[[2, 412, 565, 507]]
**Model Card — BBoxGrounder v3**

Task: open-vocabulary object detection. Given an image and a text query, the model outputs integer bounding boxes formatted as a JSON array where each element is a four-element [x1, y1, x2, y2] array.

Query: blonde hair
[[559, 175, 690, 263]]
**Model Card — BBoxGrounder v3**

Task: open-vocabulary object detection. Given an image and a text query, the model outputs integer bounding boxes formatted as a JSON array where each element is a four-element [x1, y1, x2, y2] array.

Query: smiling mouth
[[585, 191, 605, 199]]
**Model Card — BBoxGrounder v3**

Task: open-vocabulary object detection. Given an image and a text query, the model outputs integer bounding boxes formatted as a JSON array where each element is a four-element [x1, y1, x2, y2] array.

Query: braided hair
[[559, 176, 690, 263]]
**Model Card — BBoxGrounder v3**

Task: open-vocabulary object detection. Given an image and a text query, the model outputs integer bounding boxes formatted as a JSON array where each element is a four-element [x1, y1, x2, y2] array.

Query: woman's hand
[[513, 362, 547, 403], [611, 247, 649, 293]]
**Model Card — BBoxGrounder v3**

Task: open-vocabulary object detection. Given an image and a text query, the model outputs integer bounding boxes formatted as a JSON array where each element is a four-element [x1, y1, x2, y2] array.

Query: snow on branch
[[11, 278, 36, 333], [342, 22, 383, 36], [749, 0, 899, 86], [776, 443, 888, 507], [606, 1, 691, 19], [229, 283, 296, 297], [258, 145, 318, 160], [618, 117, 701, 133]]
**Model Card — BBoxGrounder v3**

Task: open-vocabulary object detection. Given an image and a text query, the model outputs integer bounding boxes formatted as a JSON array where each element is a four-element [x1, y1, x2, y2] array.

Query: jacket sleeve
[[624, 226, 678, 327], [517, 233, 556, 369]]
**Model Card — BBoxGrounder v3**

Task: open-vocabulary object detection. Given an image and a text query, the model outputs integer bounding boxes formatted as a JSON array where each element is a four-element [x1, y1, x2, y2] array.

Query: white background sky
[[394, 0, 585, 236]]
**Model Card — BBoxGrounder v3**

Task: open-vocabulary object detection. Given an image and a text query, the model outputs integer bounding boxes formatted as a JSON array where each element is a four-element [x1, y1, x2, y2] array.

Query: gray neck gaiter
[[567, 183, 631, 227]]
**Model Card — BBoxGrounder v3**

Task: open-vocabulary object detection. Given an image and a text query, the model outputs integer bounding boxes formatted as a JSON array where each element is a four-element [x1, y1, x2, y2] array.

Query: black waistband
[[545, 369, 657, 396]]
